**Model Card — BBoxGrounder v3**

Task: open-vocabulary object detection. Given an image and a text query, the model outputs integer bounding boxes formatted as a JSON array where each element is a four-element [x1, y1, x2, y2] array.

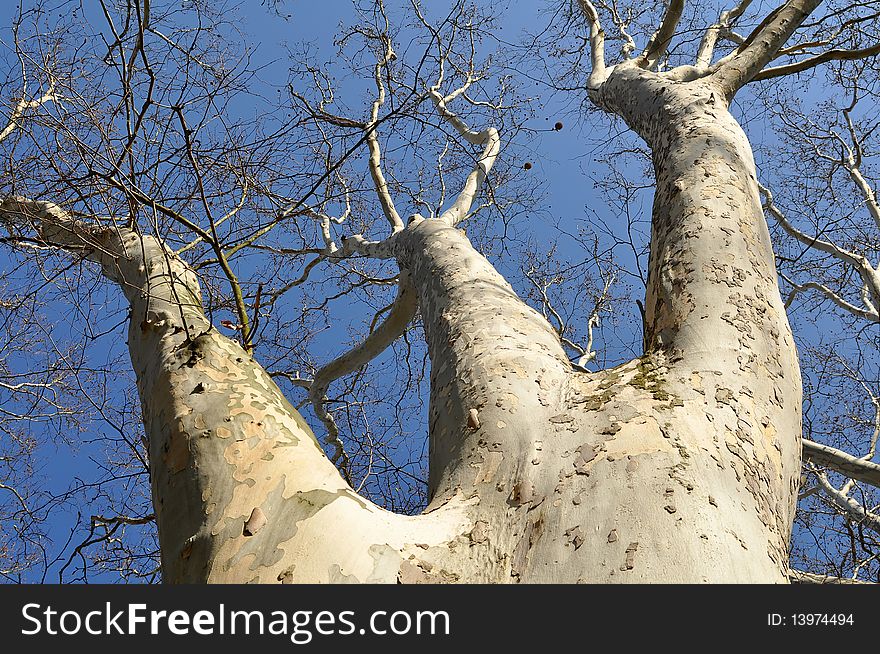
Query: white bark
[[308, 272, 418, 467], [802, 439, 880, 488], [710, 0, 822, 100], [0, 80, 57, 144], [636, 0, 684, 70], [2, 158, 805, 581], [577, 1, 610, 89], [563, 0, 823, 580], [696, 0, 753, 68], [814, 472, 880, 536], [0, 198, 466, 583], [790, 570, 871, 584]]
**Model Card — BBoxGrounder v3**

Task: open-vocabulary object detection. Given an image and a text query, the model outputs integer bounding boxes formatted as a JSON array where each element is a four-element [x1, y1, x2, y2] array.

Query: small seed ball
[[523, 162, 532, 170], [554, 121, 563, 131]]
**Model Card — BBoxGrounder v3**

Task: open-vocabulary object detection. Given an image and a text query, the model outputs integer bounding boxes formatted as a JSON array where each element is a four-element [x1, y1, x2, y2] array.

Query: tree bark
[[376, 193, 801, 581]]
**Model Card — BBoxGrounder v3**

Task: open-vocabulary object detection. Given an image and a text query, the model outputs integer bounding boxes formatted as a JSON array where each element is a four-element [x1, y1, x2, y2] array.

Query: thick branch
[[636, 0, 684, 70], [803, 439, 880, 489], [711, 0, 822, 99], [576, 0, 609, 88], [753, 42, 880, 81], [696, 0, 754, 68], [428, 89, 500, 227], [842, 134, 880, 233], [0, 197, 205, 330], [366, 35, 404, 232]]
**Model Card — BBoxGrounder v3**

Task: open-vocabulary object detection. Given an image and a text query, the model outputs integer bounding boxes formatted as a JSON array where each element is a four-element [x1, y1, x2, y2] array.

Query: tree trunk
[[3, 51, 802, 582], [140, 166, 799, 582]]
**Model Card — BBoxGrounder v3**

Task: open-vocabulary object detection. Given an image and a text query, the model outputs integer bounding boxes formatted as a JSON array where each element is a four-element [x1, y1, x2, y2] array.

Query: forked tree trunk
[[1, 58, 801, 582], [142, 78, 800, 579]]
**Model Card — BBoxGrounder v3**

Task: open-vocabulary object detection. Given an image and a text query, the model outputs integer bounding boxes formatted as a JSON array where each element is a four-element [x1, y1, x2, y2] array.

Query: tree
[[0, 0, 878, 583]]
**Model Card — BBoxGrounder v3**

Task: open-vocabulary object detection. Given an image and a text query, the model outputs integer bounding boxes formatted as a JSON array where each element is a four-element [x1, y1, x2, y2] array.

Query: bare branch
[[711, 0, 823, 99], [0, 80, 57, 144], [636, 0, 684, 71], [92, 513, 155, 526], [428, 89, 500, 227], [760, 182, 880, 321], [173, 107, 254, 351], [365, 20, 404, 232], [0, 482, 30, 513], [602, 1, 637, 59], [803, 438, 880, 489], [789, 569, 874, 584], [576, 0, 609, 88], [308, 272, 418, 469], [813, 469, 880, 536], [840, 116, 880, 233], [0, 196, 208, 336], [695, 0, 754, 68], [754, 42, 880, 81], [782, 275, 879, 322]]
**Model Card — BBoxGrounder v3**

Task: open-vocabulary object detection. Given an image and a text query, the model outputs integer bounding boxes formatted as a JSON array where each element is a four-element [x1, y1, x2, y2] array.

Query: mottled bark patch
[[469, 520, 490, 544], [564, 526, 585, 550], [398, 559, 460, 584], [243, 507, 267, 536]]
